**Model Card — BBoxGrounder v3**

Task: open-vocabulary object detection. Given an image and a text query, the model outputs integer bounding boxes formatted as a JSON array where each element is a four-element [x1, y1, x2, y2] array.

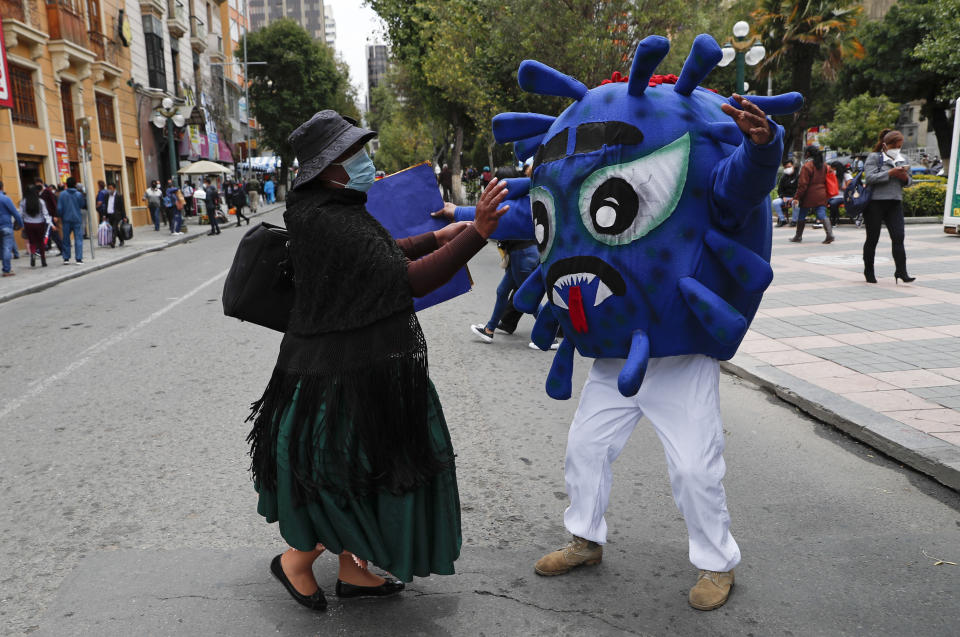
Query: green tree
[[914, 0, 960, 146], [839, 0, 956, 159], [237, 20, 358, 191], [820, 93, 899, 152], [751, 0, 865, 155]]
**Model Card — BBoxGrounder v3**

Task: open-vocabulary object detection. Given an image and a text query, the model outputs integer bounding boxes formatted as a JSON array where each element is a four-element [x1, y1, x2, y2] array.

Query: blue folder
[[365, 163, 473, 311]]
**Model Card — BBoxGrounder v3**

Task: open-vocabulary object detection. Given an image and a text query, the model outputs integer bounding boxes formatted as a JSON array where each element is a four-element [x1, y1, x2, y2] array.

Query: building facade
[[247, 0, 325, 41], [365, 42, 386, 112], [2, 0, 145, 222]]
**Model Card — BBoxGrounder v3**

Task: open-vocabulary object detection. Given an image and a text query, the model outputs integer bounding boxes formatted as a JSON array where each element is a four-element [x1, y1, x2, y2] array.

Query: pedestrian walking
[[245, 175, 261, 213], [439, 163, 453, 201], [144, 181, 163, 231], [0, 180, 25, 277], [772, 160, 798, 227], [103, 183, 127, 247], [37, 180, 63, 255], [203, 178, 220, 235], [57, 177, 86, 264], [193, 179, 206, 220], [263, 175, 275, 204], [164, 183, 181, 234], [862, 129, 914, 284], [228, 181, 250, 226], [172, 188, 185, 235], [789, 146, 834, 244], [94, 180, 107, 222], [19, 184, 52, 267], [244, 110, 508, 611], [182, 181, 195, 216]]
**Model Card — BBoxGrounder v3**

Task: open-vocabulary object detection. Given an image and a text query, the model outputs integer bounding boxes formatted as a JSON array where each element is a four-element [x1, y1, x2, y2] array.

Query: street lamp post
[[150, 97, 190, 185], [717, 20, 766, 95]]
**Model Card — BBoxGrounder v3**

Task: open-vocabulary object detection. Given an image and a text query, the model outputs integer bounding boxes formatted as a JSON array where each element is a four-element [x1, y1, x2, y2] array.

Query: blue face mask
[[333, 149, 376, 192]]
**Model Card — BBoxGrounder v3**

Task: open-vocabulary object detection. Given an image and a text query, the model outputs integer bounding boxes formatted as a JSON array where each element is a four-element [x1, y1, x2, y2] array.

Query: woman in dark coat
[[247, 111, 509, 611], [789, 145, 834, 244]]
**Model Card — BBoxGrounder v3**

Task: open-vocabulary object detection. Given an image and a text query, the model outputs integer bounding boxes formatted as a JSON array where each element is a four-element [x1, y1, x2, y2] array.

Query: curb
[[721, 353, 960, 492], [0, 205, 281, 306]]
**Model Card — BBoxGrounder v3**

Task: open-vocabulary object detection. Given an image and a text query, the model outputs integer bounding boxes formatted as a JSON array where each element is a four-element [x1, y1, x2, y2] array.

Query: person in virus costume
[[492, 34, 803, 611]]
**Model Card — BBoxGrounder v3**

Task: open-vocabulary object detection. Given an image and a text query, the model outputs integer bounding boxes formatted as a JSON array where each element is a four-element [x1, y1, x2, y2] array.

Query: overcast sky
[[326, 0, 386, 111]]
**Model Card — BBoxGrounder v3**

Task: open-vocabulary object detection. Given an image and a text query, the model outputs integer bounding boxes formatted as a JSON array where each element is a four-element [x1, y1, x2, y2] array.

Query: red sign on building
[[0, 18, 13, 109]]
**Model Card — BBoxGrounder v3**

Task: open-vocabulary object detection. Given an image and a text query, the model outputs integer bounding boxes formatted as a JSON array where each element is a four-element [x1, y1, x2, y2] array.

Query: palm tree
[[751, 0, 865, 155]]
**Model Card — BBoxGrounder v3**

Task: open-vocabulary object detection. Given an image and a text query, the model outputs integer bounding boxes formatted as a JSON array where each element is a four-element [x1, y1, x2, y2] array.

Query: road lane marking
[[0, 269, 229, 422]]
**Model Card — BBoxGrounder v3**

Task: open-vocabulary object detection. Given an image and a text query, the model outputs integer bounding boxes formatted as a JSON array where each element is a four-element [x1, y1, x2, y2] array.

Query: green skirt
[[255, 380, 462, 582]]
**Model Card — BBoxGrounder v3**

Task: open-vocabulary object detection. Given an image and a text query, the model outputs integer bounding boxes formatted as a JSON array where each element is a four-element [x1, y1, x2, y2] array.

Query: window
[[95, 93, 116, 141], [171, 38, 180, 96], [10, 64, 38, 126], [143, 15, 167, 91]]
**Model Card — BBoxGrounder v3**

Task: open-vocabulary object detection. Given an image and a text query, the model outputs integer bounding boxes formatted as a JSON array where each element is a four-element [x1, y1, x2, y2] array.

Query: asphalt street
[[2, 207, 959, 636]]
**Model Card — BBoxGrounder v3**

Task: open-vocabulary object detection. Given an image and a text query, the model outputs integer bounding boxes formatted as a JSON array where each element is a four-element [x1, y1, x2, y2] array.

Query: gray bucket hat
[[288, 110, 376, 191]]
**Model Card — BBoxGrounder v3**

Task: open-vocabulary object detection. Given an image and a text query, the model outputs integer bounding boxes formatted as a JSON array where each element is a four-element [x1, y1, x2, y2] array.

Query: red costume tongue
[[568, 286, 589, 333]]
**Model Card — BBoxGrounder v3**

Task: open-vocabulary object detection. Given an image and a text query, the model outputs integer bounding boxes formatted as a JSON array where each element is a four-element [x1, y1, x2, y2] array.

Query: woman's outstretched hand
[[474, 178, 510, 239], [434, 220, 472, 246]]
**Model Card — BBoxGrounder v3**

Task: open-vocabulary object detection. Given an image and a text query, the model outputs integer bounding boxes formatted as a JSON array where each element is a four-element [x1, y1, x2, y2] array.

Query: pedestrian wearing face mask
[[789, 145, 834, 244], [245, 111, 509, 611], [862, 129, 914, 284], [772, 160, 798, 227]]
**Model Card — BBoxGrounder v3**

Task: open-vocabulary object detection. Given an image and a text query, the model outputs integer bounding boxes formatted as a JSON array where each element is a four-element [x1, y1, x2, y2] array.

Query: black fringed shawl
[[246, 187, 453, 502]]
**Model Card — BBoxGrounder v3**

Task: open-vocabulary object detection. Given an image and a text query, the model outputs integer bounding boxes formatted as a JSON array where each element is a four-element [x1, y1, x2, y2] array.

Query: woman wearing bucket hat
[[247, 110, 509, 611]]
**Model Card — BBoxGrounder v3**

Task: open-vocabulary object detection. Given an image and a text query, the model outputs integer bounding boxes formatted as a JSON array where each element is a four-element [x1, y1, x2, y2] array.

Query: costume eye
[[577, 133, 690, 245], [530, 186, 556, 260]]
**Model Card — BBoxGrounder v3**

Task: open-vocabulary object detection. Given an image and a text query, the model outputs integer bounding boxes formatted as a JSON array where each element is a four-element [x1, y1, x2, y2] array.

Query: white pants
[[563, 354, 740, 572]]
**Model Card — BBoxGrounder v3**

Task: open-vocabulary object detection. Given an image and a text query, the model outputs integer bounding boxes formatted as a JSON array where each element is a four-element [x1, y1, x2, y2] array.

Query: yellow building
[[1, 0, 148, 229]]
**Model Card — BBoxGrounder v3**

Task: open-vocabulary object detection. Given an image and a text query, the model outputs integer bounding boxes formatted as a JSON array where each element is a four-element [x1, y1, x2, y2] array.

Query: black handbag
[[222, 222, 294, 332], [120, 221, 133, 240]]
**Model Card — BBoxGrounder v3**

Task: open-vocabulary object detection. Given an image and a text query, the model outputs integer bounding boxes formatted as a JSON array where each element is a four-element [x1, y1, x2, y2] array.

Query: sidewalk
[[725, 221, 960, 491], [0, 203, 283, 304]]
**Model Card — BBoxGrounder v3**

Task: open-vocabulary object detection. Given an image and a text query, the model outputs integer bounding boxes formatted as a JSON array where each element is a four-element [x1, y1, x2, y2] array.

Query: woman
[[19, 184, 51, 267], [790, 146, 834, 244], [247, 111, 508, 611], [827, 161, 850, 226], [863, 129, 913, 283]]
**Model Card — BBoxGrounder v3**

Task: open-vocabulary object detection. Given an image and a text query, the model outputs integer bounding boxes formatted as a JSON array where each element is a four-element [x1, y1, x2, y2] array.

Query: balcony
[[167, 0, 188, 38], [46, 1, 89, 49], [138, 0, 165, 18], [189, 15, 207, 53], [208, 32, 224, 62], [2, 0, 48, 61], [88, 30, 122, 87]]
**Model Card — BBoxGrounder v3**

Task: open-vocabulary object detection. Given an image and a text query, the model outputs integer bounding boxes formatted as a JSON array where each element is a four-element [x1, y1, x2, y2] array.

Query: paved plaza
[[730, 221, 960, 489]]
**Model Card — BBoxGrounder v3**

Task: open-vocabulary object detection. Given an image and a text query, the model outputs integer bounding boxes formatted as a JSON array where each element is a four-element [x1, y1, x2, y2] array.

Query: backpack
[[162, 194, 173, 208]]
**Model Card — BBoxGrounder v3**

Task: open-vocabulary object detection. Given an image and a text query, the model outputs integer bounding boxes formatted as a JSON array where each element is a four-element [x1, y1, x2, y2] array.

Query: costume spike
[[545, 338, 576, 400], [530, 305, 560, 350], [678, 277, 748, 346], [704, 122, 742, 146], [627, 35, 670, 96], [518, 60, 588, 101], [726, 93, 804, 116], [703, 229, 774, 293], [492, 113, 557, 144], [501, 177, 531, 199], [515, 135, 544, 162], [514, 266, 546, 314], [674, 34, 722, 96], [617, 329, 650, 396]]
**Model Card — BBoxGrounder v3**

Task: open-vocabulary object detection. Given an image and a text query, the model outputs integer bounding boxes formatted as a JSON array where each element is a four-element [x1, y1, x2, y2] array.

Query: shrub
[[912, 174, 947, 184], [903, 182, 946, 216]]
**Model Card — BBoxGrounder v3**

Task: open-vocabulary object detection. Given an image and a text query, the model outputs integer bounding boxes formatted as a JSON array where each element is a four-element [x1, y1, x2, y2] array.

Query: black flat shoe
[[270, 554, 327, 611], [335, 578, 405, 598]]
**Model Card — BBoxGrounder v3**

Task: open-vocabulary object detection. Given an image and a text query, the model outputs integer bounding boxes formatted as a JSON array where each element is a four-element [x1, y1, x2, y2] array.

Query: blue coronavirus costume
[[491, 34, 803, 606]]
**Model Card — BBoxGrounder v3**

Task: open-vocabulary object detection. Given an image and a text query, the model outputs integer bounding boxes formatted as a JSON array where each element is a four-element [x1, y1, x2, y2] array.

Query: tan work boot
[[688, 569, 734, 610], [534, 536, 602, 576]]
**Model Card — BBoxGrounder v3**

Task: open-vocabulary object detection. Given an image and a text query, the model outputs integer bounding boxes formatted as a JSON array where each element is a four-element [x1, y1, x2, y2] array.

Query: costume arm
[[454, 198, 534, 241], [407, 225, 486, 297], [710, 121, 784, 230], [396, 231, 439, 259]]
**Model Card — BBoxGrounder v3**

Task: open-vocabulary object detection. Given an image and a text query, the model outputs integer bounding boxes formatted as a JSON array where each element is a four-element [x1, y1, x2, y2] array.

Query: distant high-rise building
[[324, 4, 336, 48], [366, 44, 389, 112], [248, 0, 327, 42]]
